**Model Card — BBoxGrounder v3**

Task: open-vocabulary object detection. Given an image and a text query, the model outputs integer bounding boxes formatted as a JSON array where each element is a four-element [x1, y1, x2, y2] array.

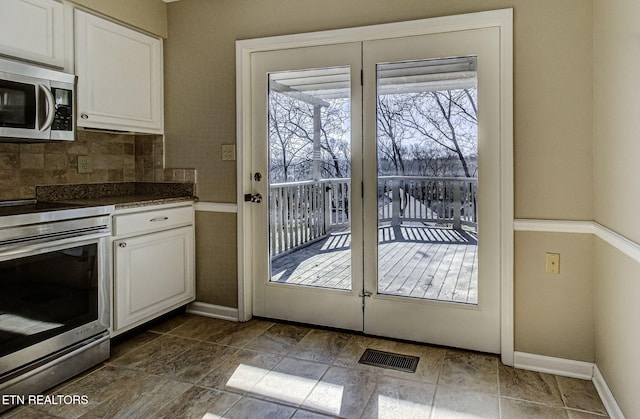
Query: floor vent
[[358, 348, 419, 373]]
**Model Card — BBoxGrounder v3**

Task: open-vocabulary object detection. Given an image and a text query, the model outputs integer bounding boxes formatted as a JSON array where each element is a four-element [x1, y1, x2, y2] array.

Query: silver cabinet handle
[[118, 243, 127, 248], [150, 216, 169, 222], [80, 113, 89, 119]]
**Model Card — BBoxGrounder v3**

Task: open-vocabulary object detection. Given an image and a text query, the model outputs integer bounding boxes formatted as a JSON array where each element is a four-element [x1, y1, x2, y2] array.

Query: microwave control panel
[[51, 87, 73, 131]]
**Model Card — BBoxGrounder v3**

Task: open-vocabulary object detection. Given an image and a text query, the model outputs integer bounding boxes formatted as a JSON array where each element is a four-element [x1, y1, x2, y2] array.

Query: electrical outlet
[[545, 252, 560, 275], [221, 144, 236, 161], [77, 155, 93, 174]]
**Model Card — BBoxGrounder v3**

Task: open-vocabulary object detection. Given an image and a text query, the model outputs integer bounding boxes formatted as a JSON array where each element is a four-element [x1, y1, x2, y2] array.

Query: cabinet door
[[0, 0, 65, 67], [114, 226, 194, 332], [75, 9, 163, 134]]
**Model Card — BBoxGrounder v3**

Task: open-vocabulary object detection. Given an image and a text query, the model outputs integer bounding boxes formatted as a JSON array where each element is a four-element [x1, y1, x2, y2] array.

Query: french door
[[251, 43, 364, 331], [250, 27, 503, 353]]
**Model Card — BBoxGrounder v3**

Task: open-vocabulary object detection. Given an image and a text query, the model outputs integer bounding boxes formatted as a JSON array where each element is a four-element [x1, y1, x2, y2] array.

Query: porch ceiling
[[268, 56, 477, 102]]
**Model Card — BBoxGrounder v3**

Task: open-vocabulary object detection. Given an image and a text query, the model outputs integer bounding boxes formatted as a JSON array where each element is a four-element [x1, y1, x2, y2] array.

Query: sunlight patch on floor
[[377, 394, 432, 417]]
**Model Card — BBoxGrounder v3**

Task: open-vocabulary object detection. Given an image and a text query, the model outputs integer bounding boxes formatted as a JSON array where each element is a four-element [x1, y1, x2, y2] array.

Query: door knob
[[244, 193, 263, 203]]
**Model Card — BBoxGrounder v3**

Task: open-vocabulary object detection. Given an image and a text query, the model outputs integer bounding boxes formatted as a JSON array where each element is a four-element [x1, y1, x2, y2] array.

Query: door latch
[[244, 193, 263, 203], [359, 290, 372, 310]]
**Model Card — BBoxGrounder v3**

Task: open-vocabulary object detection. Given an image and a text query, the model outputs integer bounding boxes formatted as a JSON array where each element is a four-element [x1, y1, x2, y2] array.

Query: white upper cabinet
[[0, 0, 65, 68], [75, 9, 164, 134]]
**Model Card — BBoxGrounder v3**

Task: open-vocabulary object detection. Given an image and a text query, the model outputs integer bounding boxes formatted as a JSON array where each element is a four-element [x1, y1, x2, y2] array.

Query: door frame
[[236, 9, 514, 365]]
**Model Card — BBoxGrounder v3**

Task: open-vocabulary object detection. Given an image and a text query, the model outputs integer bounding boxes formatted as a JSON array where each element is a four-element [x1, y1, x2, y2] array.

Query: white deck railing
[[269, 176, 477, 256], [377, 176, 478, 230], [269, 178, 349, 256]]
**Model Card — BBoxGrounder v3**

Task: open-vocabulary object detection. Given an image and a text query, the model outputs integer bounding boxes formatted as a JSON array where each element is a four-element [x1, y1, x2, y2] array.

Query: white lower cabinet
[[112, 204, 194, 335]]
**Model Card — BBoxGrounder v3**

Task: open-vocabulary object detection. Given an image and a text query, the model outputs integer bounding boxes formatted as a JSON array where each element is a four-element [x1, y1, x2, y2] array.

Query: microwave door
[[0, 79, 36, 129], [0, 76, 49, 140]]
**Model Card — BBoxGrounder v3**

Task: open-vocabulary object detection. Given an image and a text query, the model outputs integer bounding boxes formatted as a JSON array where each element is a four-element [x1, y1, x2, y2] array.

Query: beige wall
[[593, 0, 640, 416], [514, 232, 594, 362], [165, 0, 593, 216], [195, 212, 238, 307], [164, 0, 594, 360], [69, 0, 168, 37], [593, 0, 640, 245]]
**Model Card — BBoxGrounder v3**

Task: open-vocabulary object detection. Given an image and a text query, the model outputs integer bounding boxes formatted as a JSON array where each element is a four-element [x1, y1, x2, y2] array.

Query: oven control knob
[[118, 242, 127, 248]]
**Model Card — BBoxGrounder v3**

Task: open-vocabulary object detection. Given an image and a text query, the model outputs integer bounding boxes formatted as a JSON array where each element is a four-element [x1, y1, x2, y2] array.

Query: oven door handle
[[0, 230, 111, 259], [39, 84, 56, 132]]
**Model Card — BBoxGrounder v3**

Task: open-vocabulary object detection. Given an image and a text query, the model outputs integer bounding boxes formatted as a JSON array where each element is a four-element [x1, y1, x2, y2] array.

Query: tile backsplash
[[0, 130, 195, 201]]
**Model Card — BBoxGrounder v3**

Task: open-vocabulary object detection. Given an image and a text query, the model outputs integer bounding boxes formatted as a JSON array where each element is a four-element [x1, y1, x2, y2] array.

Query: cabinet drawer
[[113, 206, 192, 236]]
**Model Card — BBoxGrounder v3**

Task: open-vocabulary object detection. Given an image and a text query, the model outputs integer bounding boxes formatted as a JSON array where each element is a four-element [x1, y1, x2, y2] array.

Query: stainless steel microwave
[[0, 58, 75, 142]]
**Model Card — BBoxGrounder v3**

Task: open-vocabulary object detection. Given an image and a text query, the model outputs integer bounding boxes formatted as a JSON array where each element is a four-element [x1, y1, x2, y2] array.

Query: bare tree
[[377, 95, 410, 175], [377, 88, 478, 178], [269, 93, 313, 182], [270, 87, 478, 182], [269, 92, 350, 182], [404, 89, 477, 177]]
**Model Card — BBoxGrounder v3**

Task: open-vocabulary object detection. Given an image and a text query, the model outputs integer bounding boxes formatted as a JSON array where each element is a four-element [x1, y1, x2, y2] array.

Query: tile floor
[[3, 313, 608, 418]]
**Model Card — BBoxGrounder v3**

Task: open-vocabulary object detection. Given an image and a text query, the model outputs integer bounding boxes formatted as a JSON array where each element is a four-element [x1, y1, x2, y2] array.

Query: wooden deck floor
[[271, 224, 478, 305]]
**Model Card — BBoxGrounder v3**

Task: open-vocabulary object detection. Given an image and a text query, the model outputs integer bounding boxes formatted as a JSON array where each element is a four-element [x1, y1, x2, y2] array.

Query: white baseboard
[[514, 353, 626, 418], [186, 301, 239, 322], [593, 365, 626, 419], [513, 351, 594, 380]]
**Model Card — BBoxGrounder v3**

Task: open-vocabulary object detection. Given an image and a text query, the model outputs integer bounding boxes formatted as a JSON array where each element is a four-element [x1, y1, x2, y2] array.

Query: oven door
[[0, 232, 110, 378]]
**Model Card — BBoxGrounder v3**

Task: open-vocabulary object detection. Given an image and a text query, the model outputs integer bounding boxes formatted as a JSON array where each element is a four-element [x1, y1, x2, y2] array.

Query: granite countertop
[[36, 182, 197, 210], [54, 194, 195, 209]]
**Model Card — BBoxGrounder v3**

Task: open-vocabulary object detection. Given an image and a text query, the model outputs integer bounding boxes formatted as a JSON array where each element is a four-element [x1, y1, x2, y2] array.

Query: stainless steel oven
[[0, 201, 113, 411]]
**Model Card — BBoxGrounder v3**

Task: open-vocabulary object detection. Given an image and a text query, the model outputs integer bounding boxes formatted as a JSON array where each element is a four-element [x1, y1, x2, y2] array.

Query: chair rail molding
[[194, 202, 238, 213], [514, 219, 640, 265]]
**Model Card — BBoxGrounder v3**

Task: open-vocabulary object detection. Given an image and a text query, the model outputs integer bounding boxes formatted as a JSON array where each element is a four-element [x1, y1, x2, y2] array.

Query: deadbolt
[[244, 193, 263, 203]]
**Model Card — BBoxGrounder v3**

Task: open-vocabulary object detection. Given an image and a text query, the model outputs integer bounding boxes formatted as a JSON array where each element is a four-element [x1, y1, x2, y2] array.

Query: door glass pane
[[268, 67, 352, 290], [376, 57, 479, 304]]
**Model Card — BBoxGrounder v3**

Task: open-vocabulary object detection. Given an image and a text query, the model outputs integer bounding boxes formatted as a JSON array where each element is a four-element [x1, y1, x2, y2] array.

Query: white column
[[312, 105, 321, 181]]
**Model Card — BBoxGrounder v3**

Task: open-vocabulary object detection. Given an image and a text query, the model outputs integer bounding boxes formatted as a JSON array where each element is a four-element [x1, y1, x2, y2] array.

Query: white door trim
[[236, 8, 514, 365]]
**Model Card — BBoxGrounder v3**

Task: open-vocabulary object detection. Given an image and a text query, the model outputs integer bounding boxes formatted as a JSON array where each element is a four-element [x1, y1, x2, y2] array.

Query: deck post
[[312, 105, 322, 181], [323, 182, 331, 232], [392, 178, 401, 226], [453, 181, 462, 230]]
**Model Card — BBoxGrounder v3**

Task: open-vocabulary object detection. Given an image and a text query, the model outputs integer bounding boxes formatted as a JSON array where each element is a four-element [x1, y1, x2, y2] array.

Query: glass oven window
[[0, 80, 36, 129], [0, 244, 99, 358]]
